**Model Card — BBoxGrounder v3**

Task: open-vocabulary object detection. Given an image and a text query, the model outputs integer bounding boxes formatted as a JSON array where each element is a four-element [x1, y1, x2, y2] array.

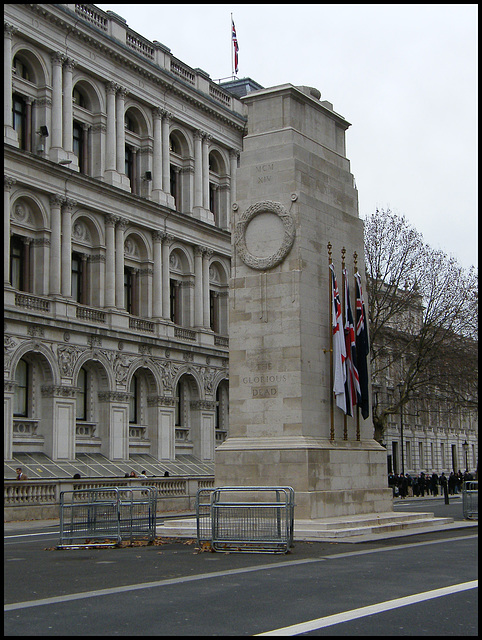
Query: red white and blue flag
[[232, 17, 239, 74], [354, 271, 370, 419], [343, 269, 361, 416], [330, 263, 346, 413]]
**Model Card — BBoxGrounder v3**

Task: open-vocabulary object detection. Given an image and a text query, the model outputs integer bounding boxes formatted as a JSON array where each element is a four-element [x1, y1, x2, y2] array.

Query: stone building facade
[[4, 3, 242, 477]]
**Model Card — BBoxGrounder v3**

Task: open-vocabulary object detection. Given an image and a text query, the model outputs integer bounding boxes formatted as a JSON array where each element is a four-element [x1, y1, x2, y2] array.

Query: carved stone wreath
[[234, 200, 296, 270]]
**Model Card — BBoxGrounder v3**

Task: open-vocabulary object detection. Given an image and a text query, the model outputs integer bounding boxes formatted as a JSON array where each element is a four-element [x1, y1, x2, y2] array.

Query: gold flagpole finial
[[327, 242, 332, 264], [353, 251, 358, 273], [341, 246, 346, 268]]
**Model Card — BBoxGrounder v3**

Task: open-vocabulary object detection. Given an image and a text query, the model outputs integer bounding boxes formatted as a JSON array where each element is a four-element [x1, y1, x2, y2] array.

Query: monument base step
[[156, 511, 474, 543]]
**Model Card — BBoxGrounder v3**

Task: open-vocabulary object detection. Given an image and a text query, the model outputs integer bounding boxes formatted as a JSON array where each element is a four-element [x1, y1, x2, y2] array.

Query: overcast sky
[[96, 4, 477, 270]]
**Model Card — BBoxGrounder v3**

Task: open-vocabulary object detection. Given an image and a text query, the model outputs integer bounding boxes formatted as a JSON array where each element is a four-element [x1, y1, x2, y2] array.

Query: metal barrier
[[58, 486, 157, 548], [196, 486, 295, 553], [462, 481, 478, 520]]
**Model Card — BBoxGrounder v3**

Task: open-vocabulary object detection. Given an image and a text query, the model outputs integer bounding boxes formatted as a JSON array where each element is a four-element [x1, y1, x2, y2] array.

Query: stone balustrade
[[4, 475, 214, 521]]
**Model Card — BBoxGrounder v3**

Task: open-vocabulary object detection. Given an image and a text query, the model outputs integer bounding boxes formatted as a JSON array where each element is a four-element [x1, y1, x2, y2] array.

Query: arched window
[[10, 235, 26, 291], [14, 359, 29, 417], [71, 252, 83, 303]]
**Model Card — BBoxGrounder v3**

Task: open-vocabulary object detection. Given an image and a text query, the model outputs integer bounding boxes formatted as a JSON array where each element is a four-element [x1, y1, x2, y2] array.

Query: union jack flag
[[343, 269, 361, 416], [232, 18, 239, 74], [354, 271, 370, 419], [330, 263, 346, 413]]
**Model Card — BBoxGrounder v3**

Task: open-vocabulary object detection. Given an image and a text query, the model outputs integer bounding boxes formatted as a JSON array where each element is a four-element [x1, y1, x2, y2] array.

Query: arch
[[12, 46, 48, 86], [72, 77, 103, 113], [209, 148, 228, 176], [10, 342, 58, 385], [10, 192, 49, 230], [209, 258, 229, 286], [170, 128, 192, 158], [127, 358, 161, 395], [72, 212, 104, 248], [173, 366, 203, 397], [169, 244, 193, 274], [124, 230, 151, 262], [73, 352, 113, 391], [124, 103, 151, 137]]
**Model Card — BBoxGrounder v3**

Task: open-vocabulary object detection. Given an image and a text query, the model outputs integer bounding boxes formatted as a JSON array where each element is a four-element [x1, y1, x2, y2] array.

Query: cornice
[[22, 4, 247, 133]]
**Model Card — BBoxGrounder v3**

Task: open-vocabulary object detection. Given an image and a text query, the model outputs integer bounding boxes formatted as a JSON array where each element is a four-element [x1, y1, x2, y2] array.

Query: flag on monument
[[354, 271, 370, 419], [343, 268, 361, 416], [232, 18, 239, 74], [330, 263, 346, 413]]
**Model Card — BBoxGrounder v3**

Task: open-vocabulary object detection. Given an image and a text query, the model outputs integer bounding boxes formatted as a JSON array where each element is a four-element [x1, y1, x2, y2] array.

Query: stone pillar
[[202, 133, 210, 210], [62, 58, 75, 155], [4, 175, 16, 284], [152, 231, 163, 318], [161, 111, 171, 193], [115, 86, 128, 174], [115, 217, 127, 309], [202, 248, 212, 329], [49, 52, 64, 161], [61, 198, 76, 297], [4, 23, 18, 145], [49, 194, 63, 295], [151, 107, 163, 194], [194, 246, 204, 327], [215, 84, 392, 520], [161, 234, 173, 320], [193, 130, 203, 209], [104, 214, 116, 308], [105, 81, 117, 172]]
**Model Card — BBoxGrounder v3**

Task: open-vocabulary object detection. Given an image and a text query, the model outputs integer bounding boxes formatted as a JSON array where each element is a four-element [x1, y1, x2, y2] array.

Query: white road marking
[[255, 580, 478, 636]]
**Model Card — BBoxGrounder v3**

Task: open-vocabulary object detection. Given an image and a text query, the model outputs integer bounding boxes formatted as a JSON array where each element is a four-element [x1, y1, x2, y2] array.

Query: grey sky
[[96, 4, 477, 270]]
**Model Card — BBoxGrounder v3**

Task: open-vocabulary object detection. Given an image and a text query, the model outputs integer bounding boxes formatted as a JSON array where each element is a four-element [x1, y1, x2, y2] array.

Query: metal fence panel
[[58, 486, 157, 548], [196, 486, 295, 553], [462, 481, 478, 520]]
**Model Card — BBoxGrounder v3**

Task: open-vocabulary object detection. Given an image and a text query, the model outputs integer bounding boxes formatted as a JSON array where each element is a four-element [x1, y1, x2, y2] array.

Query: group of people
[[388, 470, 475, 498]]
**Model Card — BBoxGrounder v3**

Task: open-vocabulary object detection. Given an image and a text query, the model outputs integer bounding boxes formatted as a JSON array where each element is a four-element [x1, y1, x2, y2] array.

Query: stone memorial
[[215, 84, 393, 519]]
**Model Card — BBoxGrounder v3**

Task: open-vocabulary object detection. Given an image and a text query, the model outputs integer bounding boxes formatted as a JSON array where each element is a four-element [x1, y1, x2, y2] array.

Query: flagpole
[[354, 251, 361, 441], [231, 13, 234, 78], [341, 247, 348, 441], [327, 242, 334, 441]]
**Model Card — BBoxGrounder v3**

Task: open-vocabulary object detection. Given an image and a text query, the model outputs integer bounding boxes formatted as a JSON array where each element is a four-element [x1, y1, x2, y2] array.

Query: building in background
[[4, 3, 242, 478]]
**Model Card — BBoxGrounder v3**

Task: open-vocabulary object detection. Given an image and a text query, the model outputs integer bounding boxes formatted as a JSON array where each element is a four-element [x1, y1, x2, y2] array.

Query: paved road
[[4, 498, 478, 636]]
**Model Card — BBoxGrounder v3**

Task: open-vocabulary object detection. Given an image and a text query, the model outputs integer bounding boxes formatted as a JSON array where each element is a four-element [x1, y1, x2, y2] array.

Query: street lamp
[[462, 440, 469, 472]]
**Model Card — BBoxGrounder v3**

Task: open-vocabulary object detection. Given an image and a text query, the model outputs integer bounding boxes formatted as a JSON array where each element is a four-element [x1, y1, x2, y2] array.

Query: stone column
[[161, 111, 171, 193], [4, 175, 16, 284], [4, 23, 18, 145], [202, 248, 212, 329], [193, 130, 203, 209], [152, 231, 163, 318], [115, 86, 128, 174], [104, 214, 116, 308], [49, 52, 64, 160], [161, 234, 173, 320], [194, 246, 204, 327], [62, 58, 75, 154], [105, 81, 117, 172], [151, 107, 163, 194], [61, 198, 76, 297], [49, 194, 63, 295], [115, 218, 127, 309], [202, 134, 211, 210]]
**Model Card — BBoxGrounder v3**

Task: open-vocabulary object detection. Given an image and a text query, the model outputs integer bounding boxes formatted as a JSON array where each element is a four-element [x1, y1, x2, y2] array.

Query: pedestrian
[[15, 467, 28, 480], [139, 470, 148, 477], [129, 470, 137, 478], [73, 473, 81, 479], [419, 472, 426, 497], [430, 472, 439, 496], [448, 472, 456, 495], [440, 472, 449, 504], [399, 473, 408, 498]]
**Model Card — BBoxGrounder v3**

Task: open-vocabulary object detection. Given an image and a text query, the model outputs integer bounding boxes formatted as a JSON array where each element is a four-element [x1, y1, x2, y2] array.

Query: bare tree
[[364, 208, 478, 442]]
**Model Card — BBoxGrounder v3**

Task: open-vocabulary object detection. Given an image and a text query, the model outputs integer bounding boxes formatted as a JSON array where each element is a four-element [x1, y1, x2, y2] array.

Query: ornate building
[[4, 3, 243, 478]]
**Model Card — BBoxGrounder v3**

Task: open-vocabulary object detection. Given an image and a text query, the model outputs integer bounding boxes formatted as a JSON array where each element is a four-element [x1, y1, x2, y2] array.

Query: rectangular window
[[76, 368, 87, 420], [170, 279, 181, 324], [10, 236, 24, 290], [14, 360, 29, 417], [71, 253, 83, 303], [124, 268, 133, 314], [12, 94, 26, 149], [73, 121, 84, 173]]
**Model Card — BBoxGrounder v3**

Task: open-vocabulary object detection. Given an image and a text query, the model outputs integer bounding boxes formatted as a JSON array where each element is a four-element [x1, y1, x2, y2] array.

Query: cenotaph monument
[[215, 84, 393, 519]]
